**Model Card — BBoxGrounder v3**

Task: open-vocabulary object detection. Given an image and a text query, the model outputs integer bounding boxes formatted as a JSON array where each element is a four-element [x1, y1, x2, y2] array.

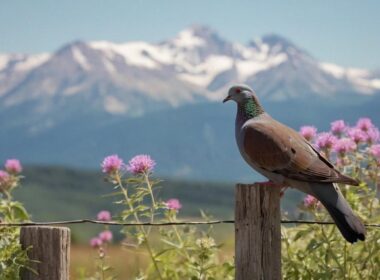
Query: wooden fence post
[[20, 226, 70, 280], [235, 183, 281, 280]]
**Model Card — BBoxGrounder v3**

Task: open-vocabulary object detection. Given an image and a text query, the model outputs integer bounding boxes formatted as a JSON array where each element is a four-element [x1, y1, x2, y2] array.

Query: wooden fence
[[17, 183, 282, 279], [235, 183, 281, 279], [20, 227, 70, 280]]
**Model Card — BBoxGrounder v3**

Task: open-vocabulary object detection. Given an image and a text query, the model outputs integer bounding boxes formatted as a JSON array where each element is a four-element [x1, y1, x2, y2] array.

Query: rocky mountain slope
[[1, 25, 379, 180]]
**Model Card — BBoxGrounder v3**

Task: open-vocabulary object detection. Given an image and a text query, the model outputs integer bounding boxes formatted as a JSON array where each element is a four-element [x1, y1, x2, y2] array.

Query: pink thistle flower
[[90, 237, 103, 248], [333, 138, 357, 155], [304, 195, 318, 207], [126, 154, 155, 175], [347, 128, 367, 144], [97, 210, 112, 221], [316, 132, 337, 150], [166, 198, 182, 211], [0, 170, 10, 185], [366, 127, 380, 144], [4, 159, 22, 174], [331, 120, 346, 135], [369, 144, 380, 160], [356, 118, 374, 132], [300, 126, 317, 141], [99, 230, 113, 242], [101, 155, 123, 174]]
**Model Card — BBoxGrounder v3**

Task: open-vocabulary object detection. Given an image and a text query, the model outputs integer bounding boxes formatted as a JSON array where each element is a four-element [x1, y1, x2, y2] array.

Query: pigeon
[[223, 84, 366, 243]]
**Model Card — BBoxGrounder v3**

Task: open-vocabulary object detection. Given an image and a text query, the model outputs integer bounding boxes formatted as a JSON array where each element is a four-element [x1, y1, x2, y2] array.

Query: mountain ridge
[[1, 25, 380, 180], [1, 25, 379, 119]]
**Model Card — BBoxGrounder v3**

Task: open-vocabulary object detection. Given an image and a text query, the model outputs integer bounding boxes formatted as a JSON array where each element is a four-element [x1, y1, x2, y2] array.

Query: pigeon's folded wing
[[242, 118, 358, 185]]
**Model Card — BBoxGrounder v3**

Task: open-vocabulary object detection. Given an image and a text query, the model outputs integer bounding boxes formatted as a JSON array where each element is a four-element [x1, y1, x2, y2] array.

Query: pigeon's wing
[[242, 118, 358, 185]]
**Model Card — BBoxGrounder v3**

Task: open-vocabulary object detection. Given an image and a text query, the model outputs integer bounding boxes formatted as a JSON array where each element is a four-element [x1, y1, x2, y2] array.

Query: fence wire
[[0, 219, 380, 228]]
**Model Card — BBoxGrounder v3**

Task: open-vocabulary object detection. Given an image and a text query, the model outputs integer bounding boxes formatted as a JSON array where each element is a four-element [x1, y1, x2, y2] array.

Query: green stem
[[100, 252, 105, 280], [325, 233, 344, 273], [4, 190, 12, 201], [144, 173, 156, 236], [115, 173, 163, 280], [344, 241, 347, 279], [198, 252, 206, 280], [169, 215, 191, 260], [369, 175, 378, 217], [144, 173, 156, 208], [5, 198, 14, 222]]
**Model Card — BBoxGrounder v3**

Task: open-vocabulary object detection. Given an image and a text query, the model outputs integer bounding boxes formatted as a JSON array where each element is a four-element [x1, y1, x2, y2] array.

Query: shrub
[[282, 119, 380, 279], [94, 154, 234, 280], [0, 159, 34, 278]]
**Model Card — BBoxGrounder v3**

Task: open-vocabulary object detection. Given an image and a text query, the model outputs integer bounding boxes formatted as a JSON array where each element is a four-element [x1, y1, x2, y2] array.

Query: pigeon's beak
[[223, 96, 231, 103]]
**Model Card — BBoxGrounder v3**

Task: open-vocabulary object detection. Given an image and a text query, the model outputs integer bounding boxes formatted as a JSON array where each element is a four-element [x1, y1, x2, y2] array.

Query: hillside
[[2, 99, 380, 181], [12, 165, 302, 242]]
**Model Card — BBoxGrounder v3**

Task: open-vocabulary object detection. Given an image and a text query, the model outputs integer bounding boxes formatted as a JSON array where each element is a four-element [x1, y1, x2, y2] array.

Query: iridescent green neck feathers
[[240, 97, 264, 119]]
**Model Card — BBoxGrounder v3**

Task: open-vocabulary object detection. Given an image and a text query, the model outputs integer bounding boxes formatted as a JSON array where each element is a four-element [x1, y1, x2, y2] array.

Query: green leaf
[[10, 202, 29, 221]]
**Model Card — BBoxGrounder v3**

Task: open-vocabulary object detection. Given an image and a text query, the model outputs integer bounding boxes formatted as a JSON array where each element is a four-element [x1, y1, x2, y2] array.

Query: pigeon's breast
[[236, 119, 285, 184]]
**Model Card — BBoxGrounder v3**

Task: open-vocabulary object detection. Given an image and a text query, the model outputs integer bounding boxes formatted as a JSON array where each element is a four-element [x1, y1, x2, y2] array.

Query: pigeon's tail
[[310, 183, 366, 243]]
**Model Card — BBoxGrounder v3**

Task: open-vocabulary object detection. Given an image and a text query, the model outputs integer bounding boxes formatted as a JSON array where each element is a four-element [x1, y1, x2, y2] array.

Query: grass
[[70, 224, 235, 279], [71, 245, 147, 279], [7, 165, 304, 278]]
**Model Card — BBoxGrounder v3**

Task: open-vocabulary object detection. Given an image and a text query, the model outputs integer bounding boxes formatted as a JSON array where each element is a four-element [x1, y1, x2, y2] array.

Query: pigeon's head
[[223, 85, 257, 104]]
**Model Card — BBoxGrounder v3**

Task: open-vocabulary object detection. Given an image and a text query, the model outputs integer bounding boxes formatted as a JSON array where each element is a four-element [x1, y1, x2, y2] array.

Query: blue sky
[[1, 0, 379, 69]]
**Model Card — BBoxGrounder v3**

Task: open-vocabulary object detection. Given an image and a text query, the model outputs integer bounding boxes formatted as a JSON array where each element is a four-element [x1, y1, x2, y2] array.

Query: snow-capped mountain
[[1, 25, 380, 179], [1, 25, 379, 121]]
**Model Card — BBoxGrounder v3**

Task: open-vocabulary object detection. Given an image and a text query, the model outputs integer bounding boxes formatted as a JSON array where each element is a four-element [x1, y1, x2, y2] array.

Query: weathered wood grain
[[20, 226, 70, 280], [235, 183, 281, 280]]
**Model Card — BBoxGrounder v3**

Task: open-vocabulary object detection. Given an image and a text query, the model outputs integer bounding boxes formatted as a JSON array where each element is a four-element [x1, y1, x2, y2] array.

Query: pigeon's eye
[[235, 88, 241, 94]]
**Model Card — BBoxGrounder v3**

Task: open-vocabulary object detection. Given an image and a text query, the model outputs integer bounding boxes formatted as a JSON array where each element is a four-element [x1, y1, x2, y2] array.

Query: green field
[[13, 165, 303, 242]]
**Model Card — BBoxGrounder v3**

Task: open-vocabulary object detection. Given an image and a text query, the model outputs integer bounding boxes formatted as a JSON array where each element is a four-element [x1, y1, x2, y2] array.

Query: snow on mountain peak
[[0, 53, 50, 72], [170, 25, 226, 48], [249, 34, 307, 59], [90, 40, 174, 69], [319, 62, 380, 92], [319, 62, 346, 79], [178, 55, 234, 87], [1, 26, 380, 118], [171, 28, 206, 48], [0, 54, 21, 71], [236, 53, 288, 81], [71, 47, 91, 71]]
